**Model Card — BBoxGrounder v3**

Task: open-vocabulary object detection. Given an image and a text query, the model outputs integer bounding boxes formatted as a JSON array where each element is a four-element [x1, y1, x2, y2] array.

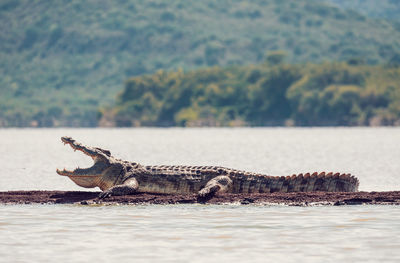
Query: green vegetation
[[104, 62, 400, 127], [324, 0, 400, 22], [1, 0, 400, 126]]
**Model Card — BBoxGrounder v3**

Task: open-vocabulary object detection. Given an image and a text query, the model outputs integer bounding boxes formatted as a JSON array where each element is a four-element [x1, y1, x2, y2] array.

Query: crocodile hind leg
[[198, 176, 233, 199], [99, 177, 139, 199]]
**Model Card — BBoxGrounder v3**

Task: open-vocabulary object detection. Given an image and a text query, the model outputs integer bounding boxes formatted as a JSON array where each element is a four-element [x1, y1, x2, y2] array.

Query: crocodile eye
[[96, 148, 111, 156]]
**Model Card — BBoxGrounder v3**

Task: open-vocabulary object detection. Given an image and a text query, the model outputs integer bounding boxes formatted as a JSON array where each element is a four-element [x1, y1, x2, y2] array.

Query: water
[[1, 204, 400, 263], [0, 128, 399, 262]]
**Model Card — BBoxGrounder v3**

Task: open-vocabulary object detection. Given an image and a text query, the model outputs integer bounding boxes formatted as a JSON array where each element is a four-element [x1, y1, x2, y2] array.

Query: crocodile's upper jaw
[[56, 137, 110, 188]]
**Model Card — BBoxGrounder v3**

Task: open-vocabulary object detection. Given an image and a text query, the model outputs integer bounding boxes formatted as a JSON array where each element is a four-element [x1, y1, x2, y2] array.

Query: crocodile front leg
[[198, 176, 233, 199], [99, 177, 139, 199]]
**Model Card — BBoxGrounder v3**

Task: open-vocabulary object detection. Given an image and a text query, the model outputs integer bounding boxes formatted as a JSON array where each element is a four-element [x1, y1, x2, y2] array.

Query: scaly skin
[[57, 137, 359, 199]]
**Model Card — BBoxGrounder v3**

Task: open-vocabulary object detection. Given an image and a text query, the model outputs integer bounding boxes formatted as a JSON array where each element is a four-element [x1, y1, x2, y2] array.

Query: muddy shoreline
[[1, 191, 400, 206]]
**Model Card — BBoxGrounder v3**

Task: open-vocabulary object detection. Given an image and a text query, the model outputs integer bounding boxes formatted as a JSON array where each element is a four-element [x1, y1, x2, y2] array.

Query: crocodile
[[56, 136, 359, 199]]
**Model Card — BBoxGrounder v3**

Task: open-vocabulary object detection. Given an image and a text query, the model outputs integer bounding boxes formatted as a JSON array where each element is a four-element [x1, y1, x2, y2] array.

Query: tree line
[[100, 61, 400, 127]]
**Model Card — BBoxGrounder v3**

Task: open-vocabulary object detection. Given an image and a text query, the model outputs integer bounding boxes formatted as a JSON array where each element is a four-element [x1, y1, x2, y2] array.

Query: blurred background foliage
[[101, 62, 400, 127], [323, 0, 400, 23], [0, 0, 400, 126]]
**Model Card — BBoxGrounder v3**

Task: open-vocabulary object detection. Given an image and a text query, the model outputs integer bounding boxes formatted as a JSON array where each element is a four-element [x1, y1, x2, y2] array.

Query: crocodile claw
[[198, 185, 219, 198], [98, 190, 112, 199]]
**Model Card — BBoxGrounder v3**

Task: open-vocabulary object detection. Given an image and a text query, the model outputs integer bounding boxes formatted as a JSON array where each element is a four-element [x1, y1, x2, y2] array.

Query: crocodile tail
[[283, 172, 359, 193]]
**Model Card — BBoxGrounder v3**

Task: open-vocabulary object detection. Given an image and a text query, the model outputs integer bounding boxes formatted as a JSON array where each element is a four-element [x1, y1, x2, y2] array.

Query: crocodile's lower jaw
[[57, 169, 82, 177], [67, 176, 99, 188], [56, 170, 101, 188]]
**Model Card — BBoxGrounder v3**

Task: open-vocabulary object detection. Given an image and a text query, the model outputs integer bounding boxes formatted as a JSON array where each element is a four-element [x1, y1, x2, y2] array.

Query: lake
[[0, 128, 399, 262]]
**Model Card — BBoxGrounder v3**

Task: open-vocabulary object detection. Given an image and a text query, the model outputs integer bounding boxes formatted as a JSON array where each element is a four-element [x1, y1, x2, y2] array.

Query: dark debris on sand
[[1, 191, 400, 206]]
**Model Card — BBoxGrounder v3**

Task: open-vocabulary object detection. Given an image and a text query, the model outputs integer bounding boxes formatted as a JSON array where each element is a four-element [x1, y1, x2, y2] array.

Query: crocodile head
[[56, 136, 120, 189]]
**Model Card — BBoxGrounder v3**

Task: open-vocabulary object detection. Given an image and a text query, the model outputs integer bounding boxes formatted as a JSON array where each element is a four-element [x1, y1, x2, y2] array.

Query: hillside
[[102, 62, 400, 127], [1, 0, 400, 126]]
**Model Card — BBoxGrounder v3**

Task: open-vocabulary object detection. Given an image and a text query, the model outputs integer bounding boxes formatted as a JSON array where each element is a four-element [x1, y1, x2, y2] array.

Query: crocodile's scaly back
[[57, 137, 360, 199], [142, 165, 359, 194], [230, 172, 358, 193]]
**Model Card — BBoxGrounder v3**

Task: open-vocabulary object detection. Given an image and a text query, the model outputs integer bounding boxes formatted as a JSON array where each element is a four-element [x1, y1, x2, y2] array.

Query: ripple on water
[[0, 204, 400, 262]]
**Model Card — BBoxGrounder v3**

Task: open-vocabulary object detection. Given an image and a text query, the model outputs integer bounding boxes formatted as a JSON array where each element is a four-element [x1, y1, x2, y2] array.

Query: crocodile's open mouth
[[56, 137, 102, 178]]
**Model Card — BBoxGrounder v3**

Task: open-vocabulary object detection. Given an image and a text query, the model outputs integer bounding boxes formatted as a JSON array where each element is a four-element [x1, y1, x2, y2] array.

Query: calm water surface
[[0, 128, 399, 262]]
